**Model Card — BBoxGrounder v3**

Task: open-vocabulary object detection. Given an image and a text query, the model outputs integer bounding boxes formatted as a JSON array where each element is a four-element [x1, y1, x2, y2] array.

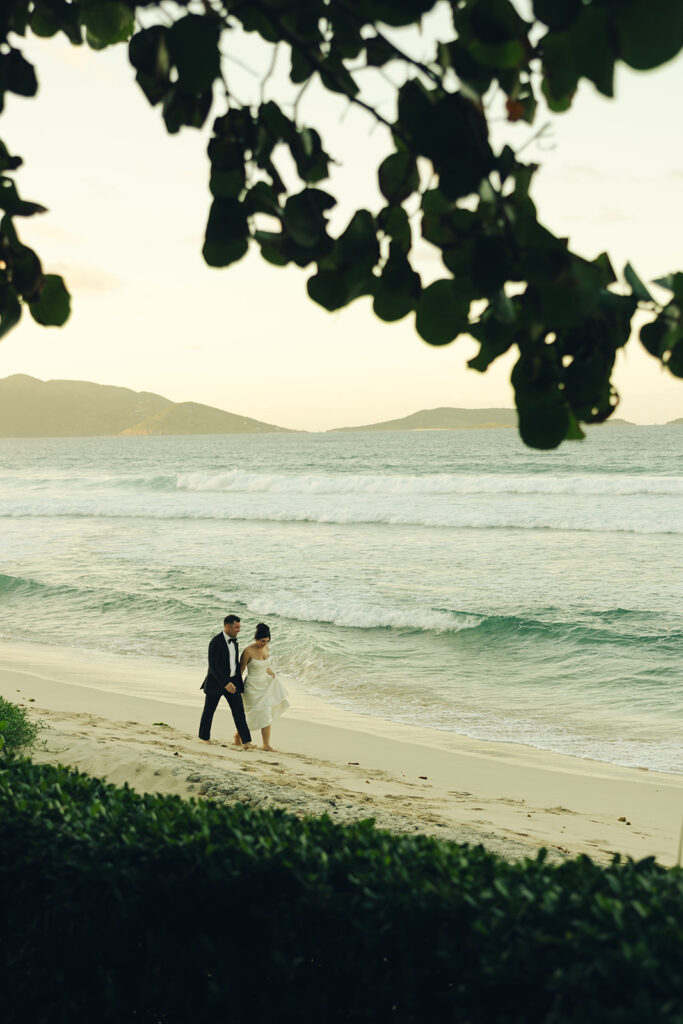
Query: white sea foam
[[0, 499, 681, 533], [245, 593, 482, 632], [175, 470, 683, 497]]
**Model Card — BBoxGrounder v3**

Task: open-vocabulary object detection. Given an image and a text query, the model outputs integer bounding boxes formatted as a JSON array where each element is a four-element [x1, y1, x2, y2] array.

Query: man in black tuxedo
[[198, 614, 255, 748]]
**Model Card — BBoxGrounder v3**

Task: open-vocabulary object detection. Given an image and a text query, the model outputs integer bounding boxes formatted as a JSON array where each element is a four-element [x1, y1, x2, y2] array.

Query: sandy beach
[[2, 640, 682, 867]]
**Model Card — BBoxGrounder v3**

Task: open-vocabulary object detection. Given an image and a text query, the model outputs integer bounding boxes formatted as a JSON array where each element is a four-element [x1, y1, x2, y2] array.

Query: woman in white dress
[[237, 622, 289, 751]]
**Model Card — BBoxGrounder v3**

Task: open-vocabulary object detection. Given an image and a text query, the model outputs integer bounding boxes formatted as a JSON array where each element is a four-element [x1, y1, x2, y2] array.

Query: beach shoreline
[[2, 641, 682, 866]]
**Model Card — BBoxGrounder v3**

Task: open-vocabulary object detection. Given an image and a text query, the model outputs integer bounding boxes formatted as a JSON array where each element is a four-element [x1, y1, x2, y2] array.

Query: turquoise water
[[1, 427, 681, 772]]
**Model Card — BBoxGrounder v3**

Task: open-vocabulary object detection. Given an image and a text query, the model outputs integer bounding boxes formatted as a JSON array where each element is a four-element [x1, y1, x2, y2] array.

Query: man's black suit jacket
[[201, 631, 244, 696]]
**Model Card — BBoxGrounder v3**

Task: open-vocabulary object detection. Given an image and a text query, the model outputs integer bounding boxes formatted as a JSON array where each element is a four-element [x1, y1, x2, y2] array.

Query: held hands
[[267, 668, 275, 678], [226, 682, 237, 694]]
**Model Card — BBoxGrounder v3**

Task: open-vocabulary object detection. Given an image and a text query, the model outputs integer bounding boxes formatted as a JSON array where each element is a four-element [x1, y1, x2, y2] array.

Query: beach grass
[[0, 695, 39, 753]]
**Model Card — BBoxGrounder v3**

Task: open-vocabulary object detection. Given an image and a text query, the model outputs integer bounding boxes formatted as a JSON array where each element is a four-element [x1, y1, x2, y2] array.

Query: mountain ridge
[[0, 376, 670, 437], [0, 375, 287, 437], [330, 407, 640, 431]]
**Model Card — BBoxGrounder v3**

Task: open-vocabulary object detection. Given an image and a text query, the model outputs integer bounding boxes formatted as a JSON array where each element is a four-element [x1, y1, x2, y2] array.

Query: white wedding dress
[[243, 657, 289, 731]]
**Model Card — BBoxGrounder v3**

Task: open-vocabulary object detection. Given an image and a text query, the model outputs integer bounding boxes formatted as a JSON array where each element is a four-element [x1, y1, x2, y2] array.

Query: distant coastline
[[0, 374, 676, 438]]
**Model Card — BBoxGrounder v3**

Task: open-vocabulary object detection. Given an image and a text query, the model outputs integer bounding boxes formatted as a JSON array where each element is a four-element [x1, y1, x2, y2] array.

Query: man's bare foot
[[261, 745, 277, 752], [199, 739, 214, 745], [233, 733, 242, 747], [242, 742, 257, 750]]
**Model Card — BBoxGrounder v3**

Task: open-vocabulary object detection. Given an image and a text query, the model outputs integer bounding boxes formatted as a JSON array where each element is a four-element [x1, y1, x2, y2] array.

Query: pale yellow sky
[[0, 15, 681, 430]]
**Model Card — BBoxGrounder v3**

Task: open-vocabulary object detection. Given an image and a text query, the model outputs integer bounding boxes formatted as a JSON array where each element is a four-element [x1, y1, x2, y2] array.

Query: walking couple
[[198, 614, 289, 751]]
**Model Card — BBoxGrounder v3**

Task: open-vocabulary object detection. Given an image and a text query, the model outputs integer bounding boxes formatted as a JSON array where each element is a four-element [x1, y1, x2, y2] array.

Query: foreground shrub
[[1, 756, 682, 1023], [0, 696, 38, 752]]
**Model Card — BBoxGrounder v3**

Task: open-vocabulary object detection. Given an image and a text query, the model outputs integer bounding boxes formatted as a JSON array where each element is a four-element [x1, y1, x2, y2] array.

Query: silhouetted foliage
[[1, 1, 682, 446]]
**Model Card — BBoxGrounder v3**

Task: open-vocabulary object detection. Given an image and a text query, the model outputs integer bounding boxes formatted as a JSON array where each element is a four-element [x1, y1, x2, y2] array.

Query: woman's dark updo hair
[[254, 623, 271, 641]]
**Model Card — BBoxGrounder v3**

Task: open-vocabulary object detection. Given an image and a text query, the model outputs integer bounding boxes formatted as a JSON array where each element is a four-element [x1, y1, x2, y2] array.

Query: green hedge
[[1, 756, 682, 1023]]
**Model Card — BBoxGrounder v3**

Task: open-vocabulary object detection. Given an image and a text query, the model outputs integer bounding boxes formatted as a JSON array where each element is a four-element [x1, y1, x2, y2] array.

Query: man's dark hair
[[224, 614, 241, 625]]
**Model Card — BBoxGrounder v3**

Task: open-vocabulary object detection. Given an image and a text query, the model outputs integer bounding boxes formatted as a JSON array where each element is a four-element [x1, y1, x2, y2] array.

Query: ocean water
[[1, 427, 682, 773]]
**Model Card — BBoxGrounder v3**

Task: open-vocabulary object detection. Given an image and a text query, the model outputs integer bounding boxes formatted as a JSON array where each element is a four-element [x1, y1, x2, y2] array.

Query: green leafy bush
[[0, 695, 38, 752], [1, 756, 682, 1023]]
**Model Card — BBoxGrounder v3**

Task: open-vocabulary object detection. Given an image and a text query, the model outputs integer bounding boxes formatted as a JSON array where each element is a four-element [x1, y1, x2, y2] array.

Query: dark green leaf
[[396, 79, 433, 143], [540, 31, 578, 105], [469, 39, 527, 69], [410, 92, 494, 199], [290, 46, 316, 85], [289, 128, 329, 184], [0, 177, 47, 217], [469, 0, 530, 44], [624, 262, 654, 303], [208, 137, 243, 173], [202, 198, 248, 268], [31, 0, 83, 44], [533, 0, 582, 31], [468, 306, 517, 371], [244, 182, 281, 217], [255, 230, 289, 266], [83, 1, 134, 48], [168, 14, 221, 94], [372, 244, 421, 322], [0, 141, 22, 173], [564, 410, 585, 440], [512, 353, 568, 449], [446, 40, 494, 95], [307, 269, 349, 311], [569, 6, 615, 98], [365, 35, 396, 67], [416, 279, 470, 346], [30, 5, 60, 38], [28, 274, 70, 326], [640, 306, 683, 376], [318, 57, 359, 97], [490, 288, 516, 323], [162, 86, 212, 133], [378, 151, 419, 205], [616, 0, 683, 71], [329, 210, 379, 274], [234, 6, 280, 43], [129, 27, 171, 106], [283, 189, 334, 248], [378, 206, 411, 252], [0, 283, 22, 339], [652, 271, 683, 307], [471, 235, 514, 295], [209, 168, 245, 199], [11, 244, 43, 299], [3, 49, 38, 97]]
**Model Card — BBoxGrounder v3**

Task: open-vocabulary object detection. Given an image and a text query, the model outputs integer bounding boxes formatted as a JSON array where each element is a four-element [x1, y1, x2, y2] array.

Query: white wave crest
[[175, 470, 683, 497], [245, 593, 482, 632], [0, 499, 681, 534]]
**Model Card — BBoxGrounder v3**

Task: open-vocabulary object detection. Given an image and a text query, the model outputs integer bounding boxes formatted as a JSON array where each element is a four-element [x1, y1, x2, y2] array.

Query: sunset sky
[[0, 12, 681, 431]]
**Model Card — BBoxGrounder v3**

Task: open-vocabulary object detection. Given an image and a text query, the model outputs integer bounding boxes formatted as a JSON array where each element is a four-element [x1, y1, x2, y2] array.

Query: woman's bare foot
[[261, 744, 277, 752]]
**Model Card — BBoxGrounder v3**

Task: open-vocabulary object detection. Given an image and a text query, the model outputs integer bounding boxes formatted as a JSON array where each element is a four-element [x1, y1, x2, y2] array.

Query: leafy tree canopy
[[0, 0, 681, 447]]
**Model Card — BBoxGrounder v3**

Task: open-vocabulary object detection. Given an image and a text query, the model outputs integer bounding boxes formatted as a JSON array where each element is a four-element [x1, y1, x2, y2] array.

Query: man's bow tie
[[228, 638, 237, 644]]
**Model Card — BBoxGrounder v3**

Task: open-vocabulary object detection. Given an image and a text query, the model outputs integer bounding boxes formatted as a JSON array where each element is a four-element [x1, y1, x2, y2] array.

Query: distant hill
[[332, 407, 518, 431], [667, 418, 683, 425], [331, 407, 637, 431], [0, 375, 288, 437], [120, 401, 287, 436]]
